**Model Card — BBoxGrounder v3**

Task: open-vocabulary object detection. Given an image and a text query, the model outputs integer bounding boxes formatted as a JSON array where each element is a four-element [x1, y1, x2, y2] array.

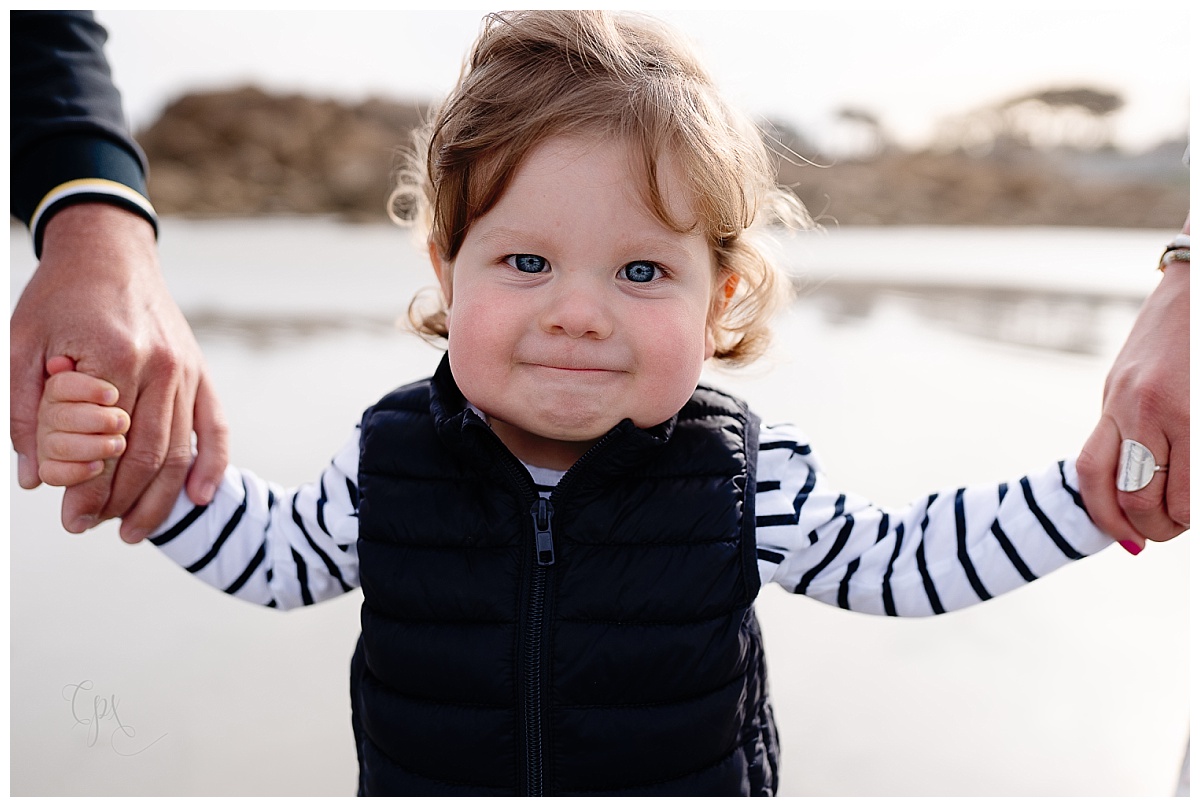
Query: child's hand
[[37, 356, 131, 489]]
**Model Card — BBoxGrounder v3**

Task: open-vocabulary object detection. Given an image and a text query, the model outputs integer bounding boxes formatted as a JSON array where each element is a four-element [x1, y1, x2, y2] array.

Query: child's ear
[[719, 272, 739, 313], [705, 272, 739, 360], [710, 271, 739, 320], [428, 241, 453, 303]]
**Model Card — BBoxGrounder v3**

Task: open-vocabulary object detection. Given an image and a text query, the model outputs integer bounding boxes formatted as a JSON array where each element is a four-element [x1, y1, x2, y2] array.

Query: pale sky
[[94, 5, 1190, 154]]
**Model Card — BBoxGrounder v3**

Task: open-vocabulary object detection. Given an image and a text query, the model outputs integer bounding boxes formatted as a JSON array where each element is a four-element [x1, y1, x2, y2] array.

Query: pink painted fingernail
[[1118, 540, 1143, 556]]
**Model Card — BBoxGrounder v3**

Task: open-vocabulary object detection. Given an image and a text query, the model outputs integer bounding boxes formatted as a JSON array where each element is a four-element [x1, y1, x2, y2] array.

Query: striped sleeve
[[148, 429, 362, 610], [753, 422, 1114, 616]]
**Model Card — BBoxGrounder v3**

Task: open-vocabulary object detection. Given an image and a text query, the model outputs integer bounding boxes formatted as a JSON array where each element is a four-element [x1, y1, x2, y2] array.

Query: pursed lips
[[522, 361, 625, 374]]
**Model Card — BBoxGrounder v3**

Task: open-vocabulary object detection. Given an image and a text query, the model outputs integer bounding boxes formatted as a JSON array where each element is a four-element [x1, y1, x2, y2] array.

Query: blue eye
[[507, 254, 548, 273], [621, 261, 661, 283]]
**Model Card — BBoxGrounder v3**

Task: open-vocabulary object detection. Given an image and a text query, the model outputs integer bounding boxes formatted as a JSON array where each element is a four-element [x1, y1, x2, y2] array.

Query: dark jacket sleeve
[[11, 10, 156, 255]]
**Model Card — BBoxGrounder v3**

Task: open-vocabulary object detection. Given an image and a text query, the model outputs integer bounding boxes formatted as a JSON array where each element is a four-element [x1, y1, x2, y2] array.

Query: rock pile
[[138, 86, 428, 220], [137, 87, 1188, 228], [781, 148, 1189, 228]]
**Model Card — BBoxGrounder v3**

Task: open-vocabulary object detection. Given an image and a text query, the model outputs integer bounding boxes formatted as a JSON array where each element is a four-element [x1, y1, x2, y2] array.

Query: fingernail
[[199, 481, 218, 505], [102, 388, 119, 405], [69, 514, 99, 533], [17, 454, 39, 488], [1118, 540, 1143, 556], [123, 527, 149, 544]]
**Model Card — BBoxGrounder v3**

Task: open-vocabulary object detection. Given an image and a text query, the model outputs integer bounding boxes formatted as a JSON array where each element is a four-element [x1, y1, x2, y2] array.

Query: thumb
[[185, 371, 230, 506]]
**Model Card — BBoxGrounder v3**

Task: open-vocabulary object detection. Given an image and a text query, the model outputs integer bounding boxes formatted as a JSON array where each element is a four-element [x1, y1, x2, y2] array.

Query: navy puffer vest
[[351, 357, 778, 795]]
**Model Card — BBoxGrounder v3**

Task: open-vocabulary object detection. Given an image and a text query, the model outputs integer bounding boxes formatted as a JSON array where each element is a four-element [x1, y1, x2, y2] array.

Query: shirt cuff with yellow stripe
[[12, 133, 158, 257]]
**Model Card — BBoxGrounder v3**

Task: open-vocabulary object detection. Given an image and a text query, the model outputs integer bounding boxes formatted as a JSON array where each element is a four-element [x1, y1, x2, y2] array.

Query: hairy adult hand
[[1078, 218, 1190, 552], [10, 203, 229, 541]]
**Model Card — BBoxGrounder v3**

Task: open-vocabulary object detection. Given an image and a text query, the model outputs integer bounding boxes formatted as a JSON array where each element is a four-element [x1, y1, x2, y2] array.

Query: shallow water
[[8, 219, 1189, 795]]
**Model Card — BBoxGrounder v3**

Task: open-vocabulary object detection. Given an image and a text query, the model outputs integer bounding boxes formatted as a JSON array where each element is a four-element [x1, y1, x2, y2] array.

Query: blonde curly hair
[[390, 10, 811, 365]]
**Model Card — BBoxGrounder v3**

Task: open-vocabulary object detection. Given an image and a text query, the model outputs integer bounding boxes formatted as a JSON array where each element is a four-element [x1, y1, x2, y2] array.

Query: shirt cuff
[[12, 133, 158, 256]]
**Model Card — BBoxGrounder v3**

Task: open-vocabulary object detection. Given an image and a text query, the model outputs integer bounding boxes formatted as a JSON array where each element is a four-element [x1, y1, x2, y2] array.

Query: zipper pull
[[531, 499, 555, 566]]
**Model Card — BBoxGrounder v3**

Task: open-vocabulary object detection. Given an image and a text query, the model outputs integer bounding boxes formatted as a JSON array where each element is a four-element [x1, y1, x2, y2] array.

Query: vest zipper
[[477, 410, 617, 797], [532, 499, 556, 566], [520, 434, 615, 796], [524, 498, 555, 796]]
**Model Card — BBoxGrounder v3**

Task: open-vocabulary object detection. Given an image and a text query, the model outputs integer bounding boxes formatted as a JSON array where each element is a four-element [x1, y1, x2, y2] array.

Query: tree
[[998, 86, 1124, 150], [835, 105, 890, 156], [934, 85, 1126, 154]]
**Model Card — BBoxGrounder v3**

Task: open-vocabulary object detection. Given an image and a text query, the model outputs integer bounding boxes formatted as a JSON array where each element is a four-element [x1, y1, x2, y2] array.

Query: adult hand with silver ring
[[1077, 216, 1190, 554], [1116, 439, 1169, 493]]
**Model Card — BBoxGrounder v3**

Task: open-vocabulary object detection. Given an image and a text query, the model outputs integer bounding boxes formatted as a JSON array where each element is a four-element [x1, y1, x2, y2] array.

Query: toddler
[[36, 10, 1119, 796]]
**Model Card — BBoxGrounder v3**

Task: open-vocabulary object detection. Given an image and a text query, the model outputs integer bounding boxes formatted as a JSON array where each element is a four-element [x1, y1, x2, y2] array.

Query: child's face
[[431, 135, 720, 470]]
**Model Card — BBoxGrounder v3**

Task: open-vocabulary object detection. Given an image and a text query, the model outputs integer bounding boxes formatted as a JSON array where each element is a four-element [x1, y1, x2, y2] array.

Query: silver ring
[[1116, 438, 1168, 492]]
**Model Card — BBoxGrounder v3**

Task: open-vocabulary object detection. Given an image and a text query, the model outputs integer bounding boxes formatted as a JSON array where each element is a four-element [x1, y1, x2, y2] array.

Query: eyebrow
[[470, 225, 543, 250], [471, 225, 702, 265]]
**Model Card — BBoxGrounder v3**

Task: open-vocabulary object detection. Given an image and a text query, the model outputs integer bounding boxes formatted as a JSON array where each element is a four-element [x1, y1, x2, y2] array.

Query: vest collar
[[428, 353, 679, 480]]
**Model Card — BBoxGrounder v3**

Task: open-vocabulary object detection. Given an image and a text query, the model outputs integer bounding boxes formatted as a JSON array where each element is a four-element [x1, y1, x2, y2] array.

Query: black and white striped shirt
[[148, 420, 1113, 615]]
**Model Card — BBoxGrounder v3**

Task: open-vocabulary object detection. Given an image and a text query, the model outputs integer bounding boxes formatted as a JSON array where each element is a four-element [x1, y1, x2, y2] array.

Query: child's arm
[[754, 421, 1113, 616], [37, 357, 361, 610], [147, 439, 362, 609]]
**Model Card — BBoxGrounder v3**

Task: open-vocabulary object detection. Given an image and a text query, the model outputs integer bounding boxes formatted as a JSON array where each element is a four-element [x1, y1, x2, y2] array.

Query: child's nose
[[540, 276, 613, 339]]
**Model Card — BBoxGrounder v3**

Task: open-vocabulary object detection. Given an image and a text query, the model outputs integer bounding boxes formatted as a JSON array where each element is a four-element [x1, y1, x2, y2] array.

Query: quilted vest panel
[[352, 357, 778, 795]]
